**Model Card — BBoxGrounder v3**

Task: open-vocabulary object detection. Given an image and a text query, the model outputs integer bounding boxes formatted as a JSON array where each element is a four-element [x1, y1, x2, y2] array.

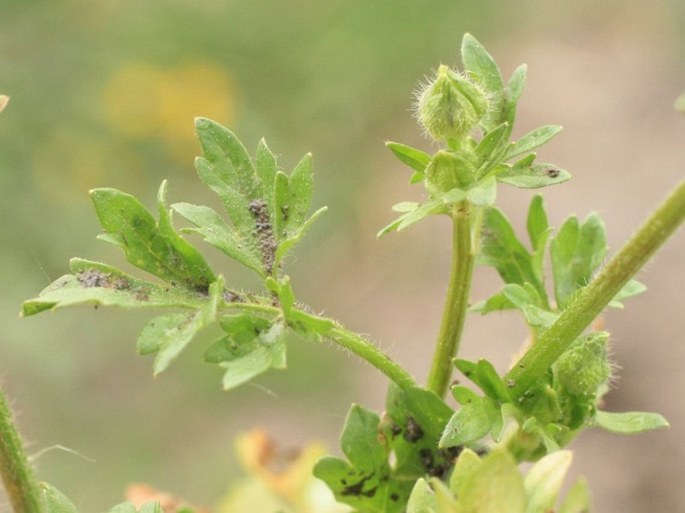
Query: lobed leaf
[[90, 183, 215, 292], [21, 259, 207, 317], [314, 404, 409, 513]]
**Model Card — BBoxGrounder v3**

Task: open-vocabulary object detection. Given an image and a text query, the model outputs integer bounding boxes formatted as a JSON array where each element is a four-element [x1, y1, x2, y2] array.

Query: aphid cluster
[[248, 199, 277, 275]]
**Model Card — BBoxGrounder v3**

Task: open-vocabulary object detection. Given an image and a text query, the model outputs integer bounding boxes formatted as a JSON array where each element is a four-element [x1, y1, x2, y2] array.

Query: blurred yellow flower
[[102, 62, 236, 160], [216, 429, 351, 513]]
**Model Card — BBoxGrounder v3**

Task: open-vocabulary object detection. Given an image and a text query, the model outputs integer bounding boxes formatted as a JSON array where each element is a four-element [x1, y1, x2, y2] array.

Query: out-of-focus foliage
[[1, 1, 684, 513]]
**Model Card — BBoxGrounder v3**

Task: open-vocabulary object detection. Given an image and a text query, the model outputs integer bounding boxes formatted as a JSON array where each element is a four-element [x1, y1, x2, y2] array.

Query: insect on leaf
[[21, 259, 207, 317]]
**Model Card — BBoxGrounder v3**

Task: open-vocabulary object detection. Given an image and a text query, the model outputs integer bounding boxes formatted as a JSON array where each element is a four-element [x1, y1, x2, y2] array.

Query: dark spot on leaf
[[223, 290, 244, 303], [390, 493, 399, 502], [403, 416, 424, 443], [546, 167, 560, 178], [507, 379, 516, 388], [341, 474, 377, 498], [390, 423, 402, 438], [419, 448, 433, 469], [439, 445, 463, 461]]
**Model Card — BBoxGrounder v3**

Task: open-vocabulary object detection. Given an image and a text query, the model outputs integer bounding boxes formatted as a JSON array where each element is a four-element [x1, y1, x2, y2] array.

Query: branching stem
[[427, 202, 476, 398], [506, 179, 685, 398], [327, 326, 416, 389], [0, 388, 44, 513]]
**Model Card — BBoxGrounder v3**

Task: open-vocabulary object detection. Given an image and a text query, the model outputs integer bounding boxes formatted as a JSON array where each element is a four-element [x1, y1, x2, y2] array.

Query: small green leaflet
[[593, 410, 669, 434], [21, 258, 207, 317], [137, 277, 223, 375], [478, 207, 545, 299], [204, 314, 286, 390], [505, 125, 563, 161], [550, 213, 608, 309], [497, 162, 570, 189], [386, 141, 431, 176], [41, 483, 79, 513], [90, 182, 216, 292]]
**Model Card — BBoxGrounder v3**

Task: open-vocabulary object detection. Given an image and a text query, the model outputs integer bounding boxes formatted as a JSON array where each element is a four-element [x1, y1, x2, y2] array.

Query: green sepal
[[136, 277, 223, 375], [386, 141, 431, 174], [592, 410, 669, 434], [90, 182, 216, 292], [505, 125, 563, 160], [41, 483, 79, 513], [21, 258, 207, 317]]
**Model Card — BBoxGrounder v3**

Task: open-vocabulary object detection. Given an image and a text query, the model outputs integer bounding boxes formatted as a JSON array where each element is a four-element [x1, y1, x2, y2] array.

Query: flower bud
[[425, 150, 475, 196], [416, 65, 489, 143], [555, 332, 612, 397]]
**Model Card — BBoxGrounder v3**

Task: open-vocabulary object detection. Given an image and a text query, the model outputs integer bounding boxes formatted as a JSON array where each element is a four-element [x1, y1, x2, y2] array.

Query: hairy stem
[[506, 179, 685, 398], [0, 388, 44, 513], [327, 326, 416, 389], [427, 202, 476, 397]]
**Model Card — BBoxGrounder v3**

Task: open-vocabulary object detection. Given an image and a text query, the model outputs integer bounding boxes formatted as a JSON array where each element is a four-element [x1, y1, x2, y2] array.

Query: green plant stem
[[427, 202, 475, 397], [327, 326, 416, 389], [506, 179, 685, 398], [0, 388, 44, 513], [226, 302, 416, 389]]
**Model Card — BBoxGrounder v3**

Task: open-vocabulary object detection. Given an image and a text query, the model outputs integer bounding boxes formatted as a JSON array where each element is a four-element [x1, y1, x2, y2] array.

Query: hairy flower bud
[[555, 332, 612, 397], [416, 65, 489, 143], [425, 150, 475, 196]]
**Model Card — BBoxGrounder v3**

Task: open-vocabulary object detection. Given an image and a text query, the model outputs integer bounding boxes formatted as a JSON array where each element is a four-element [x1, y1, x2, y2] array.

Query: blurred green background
[[1, 1, 684, 512]]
